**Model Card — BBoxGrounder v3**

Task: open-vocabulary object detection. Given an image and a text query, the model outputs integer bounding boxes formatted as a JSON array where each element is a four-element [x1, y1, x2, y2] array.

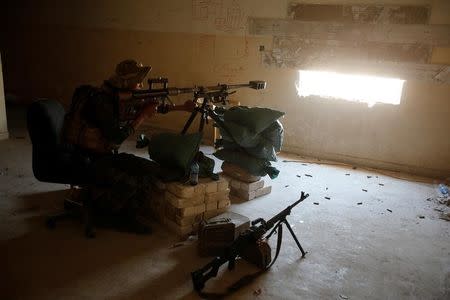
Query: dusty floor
[[1, 104, 449, 299]]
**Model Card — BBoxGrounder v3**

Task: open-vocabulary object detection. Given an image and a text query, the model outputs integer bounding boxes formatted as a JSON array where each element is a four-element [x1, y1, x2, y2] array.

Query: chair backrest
[[27, 99, 66, 147]]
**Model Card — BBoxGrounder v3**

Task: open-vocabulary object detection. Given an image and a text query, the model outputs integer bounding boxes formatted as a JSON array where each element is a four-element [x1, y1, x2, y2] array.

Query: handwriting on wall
[[192, 0, 246, 34]]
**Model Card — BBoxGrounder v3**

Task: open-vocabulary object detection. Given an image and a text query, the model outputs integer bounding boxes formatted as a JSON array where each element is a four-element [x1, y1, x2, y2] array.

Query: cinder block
[[230, 180, 241, 190], [221, 162, 261, 183], [165, 191, 205, 208], [230, 187, 256, 201], [165, 218, 199, 236], [203, 207, 228, 219], [194, 183, 206, 194], [241, 180, 265, 192], [217, 176, 230, 191], [205, 189, 230, 203], [255, 185, 272, 198], [175, 213, 204, 227], [166, 202, 205, 217], [167, 182, 195, 198], [198, 177, 220, 193], [218, 199, 231, 209], [206, 201, 218, 211]]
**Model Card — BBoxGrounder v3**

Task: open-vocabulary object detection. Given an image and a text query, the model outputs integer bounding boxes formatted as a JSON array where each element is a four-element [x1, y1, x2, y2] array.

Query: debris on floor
[[253, 288, 262, 296], [357, 202, 362, 205], [325, 197, 330, 200], [285, 185, 289, 188], [367, 176, 372, 178], [296, 175, 301, 178], [339, 294, 349, 299], [362, 189, 368, 192], [301, 163, 308, 166], [418, 215, 425, 219], [345, 173, 350, 176], [379, 183, 384, 186], [439, 212, 450, 221], [313, 202, 319, 205], [387, 209, 392, 213], [305, 174, 312, 177]]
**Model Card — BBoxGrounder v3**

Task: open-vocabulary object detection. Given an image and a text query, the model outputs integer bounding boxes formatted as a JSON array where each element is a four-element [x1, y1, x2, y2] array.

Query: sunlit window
[[297, 70, 405, 107]]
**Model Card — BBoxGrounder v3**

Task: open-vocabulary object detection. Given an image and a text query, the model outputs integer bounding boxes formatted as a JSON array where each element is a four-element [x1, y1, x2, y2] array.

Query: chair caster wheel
[[46, 218, 56, 229]]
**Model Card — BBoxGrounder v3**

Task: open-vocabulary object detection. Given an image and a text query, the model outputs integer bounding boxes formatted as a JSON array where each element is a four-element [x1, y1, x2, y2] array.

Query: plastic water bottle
[[190, 161, 199, 186], [439, 184, 449, 196]]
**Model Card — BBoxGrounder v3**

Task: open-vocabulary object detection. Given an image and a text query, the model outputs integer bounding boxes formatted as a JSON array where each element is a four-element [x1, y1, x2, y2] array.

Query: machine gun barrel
[[264, 191, 309, 229]]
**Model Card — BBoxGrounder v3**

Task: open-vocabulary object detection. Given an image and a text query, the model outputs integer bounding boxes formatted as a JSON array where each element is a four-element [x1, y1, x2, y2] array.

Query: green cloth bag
[[148, 132, 202, 175]]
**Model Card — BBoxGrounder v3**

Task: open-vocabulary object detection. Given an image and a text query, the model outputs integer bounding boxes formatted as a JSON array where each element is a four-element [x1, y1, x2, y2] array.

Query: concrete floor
[[1, 104, 449, 299]]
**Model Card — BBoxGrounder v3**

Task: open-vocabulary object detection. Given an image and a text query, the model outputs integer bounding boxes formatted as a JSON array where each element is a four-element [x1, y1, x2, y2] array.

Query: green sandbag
[[224, 106, 285, 134], [148, 132, 202, 175], [214, 149, 279, 179], [261, 120, 284, 152], [221, 139, 277, 162]]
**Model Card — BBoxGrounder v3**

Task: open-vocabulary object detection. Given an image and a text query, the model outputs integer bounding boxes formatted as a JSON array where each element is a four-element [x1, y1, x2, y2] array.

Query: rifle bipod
[[265, 218, 307, 266]]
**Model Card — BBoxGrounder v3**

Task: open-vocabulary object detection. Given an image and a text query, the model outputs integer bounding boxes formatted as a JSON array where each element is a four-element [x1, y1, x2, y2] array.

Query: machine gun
[[118, 77, 266, 125], [191, 192, 309, 295]]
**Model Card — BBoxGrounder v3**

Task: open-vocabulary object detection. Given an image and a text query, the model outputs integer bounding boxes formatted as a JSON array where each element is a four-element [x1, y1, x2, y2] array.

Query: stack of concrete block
[[221, 162, 272, 202], [146, 176, 231, 236]]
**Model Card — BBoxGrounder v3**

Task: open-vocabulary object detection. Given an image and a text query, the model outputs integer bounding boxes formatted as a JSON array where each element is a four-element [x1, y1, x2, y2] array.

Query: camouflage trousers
[[91, 153, 160, 221]]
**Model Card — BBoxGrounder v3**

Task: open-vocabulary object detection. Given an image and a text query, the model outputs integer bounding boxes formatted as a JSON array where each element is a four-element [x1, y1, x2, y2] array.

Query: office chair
[[27, 99, 95, 237]]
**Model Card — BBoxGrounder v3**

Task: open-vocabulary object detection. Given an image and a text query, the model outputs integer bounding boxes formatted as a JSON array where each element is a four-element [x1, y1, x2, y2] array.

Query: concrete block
[[206, 201, 218, 211], [166, 202, 205, 218], [165, 218, 199, 236], [194, 183, 206, 194], [217, 176, 230, 191], [175, 213, 204, 227], [218, 199, 231, 209], [230, 187, 256, 201], [167, 182, 196, 198], [199, 178, 218, 193], [255, 185, 272, 198], [205, 189, 230, 203], [204, 208, 228, 219], [165, 191, 204, 208], [241, 180, 265, 192], [230, 180, 241, 190]]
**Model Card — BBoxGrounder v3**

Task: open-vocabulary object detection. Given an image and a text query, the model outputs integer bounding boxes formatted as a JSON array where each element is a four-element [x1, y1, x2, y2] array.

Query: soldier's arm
[[94, 95, 133, 145]]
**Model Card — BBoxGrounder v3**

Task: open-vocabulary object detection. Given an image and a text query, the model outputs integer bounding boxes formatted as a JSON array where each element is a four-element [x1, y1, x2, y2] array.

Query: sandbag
[[261, 120, 284, 153], [224, 106, 285, 134], [220, 139, 277, 162], [148, 132, 202, 175], [214, 149, 279, 179]]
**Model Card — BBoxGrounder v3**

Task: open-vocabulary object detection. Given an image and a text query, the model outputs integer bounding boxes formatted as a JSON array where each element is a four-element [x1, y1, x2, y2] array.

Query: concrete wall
[[0, 53, 8, 140], [1, 0, 449, 178]]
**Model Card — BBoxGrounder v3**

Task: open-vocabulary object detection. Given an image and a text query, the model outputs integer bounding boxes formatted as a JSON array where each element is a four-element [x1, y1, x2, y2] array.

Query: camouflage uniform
[[64, 60, 157, 233]]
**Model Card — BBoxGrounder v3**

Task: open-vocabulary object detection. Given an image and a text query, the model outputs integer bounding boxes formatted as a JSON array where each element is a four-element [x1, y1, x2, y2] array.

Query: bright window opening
[[297, 70, 405, 107]]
